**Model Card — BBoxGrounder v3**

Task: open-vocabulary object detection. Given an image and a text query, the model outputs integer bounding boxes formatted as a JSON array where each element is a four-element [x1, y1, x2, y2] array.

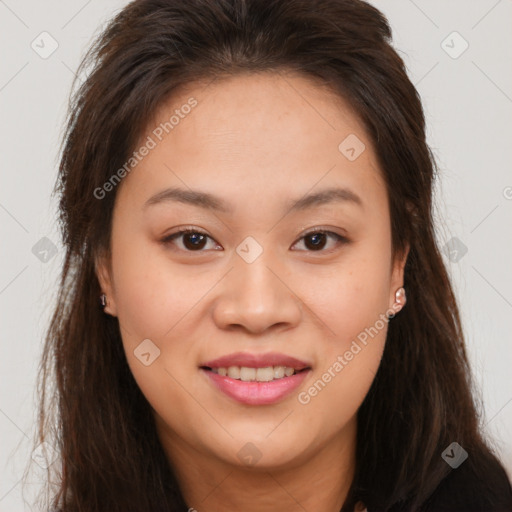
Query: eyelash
[[161, 227, 349, 254]]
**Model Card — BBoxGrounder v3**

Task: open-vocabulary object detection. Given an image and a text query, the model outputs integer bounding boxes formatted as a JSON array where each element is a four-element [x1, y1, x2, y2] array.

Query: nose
[[211, 254, 302, 335]]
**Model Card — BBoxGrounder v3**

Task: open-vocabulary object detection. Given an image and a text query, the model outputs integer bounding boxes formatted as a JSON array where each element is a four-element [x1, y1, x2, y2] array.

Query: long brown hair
[[37, 0, 506, 510]]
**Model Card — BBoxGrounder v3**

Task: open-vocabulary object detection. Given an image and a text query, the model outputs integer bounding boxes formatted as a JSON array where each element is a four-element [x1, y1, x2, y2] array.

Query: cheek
[[109, 236, 218, 396], [294, 241, 391, 409], [110, 234, 211, 340], [112, 244, 204, 423], [299, 250, 391, 344], [299, 278, 389, 429]]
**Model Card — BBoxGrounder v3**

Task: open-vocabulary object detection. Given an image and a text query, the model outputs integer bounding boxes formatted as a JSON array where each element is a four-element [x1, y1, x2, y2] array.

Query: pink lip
[[200, 352, 312, 405], [202, 351, 311, 370], [202, 368, 311, 405]]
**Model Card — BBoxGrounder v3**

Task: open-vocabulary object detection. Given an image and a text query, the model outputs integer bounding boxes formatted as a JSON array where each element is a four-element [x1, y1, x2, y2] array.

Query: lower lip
[[202, 369, 311, 405]]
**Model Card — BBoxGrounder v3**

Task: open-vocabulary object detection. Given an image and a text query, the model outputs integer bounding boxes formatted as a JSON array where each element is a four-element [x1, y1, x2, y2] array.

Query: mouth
[[200, 352, 312, 405]]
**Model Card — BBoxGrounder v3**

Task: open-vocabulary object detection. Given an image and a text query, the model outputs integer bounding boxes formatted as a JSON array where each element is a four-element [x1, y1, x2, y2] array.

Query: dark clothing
[[371, 453, 512, 512], [419, 456, 512, 512]]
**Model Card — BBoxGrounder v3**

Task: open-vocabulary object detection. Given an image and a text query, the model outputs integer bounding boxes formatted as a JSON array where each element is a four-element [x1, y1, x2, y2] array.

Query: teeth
[[274, 366, 285, 379], [240, 367, 256, 381], [227, 366, 240, 379], [211, 365, 301, 382], [256, 367, 274, 382]]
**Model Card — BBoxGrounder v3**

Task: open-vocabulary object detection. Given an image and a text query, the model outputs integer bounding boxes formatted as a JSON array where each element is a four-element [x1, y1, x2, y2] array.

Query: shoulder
[[420, 450, 512, 512], [369, 449, 512, 512]]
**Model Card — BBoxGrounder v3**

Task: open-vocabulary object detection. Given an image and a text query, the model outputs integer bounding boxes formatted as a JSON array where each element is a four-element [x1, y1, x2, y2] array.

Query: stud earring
[[386, 287, 407, 319], [394, 287, 406, 310], [99, 293, 107, 308]]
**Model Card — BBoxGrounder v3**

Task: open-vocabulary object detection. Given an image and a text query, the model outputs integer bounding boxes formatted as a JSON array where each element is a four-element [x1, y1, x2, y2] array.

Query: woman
[[37, 0, 512, 510]]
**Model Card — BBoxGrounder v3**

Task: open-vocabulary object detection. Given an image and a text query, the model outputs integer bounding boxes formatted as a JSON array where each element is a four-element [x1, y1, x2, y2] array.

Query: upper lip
[[202, 352, 311, 370]]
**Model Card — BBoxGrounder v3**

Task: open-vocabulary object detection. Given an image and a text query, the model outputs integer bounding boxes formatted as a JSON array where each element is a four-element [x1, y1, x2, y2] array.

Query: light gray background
[[1, 0, 511, 509]]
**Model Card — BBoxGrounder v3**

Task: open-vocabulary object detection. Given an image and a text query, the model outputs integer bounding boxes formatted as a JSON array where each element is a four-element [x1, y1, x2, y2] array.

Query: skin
[[96, 71, 409, 512]]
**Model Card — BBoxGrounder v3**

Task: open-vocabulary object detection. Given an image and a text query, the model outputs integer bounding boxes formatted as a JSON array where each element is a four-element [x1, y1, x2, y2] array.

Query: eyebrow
[[143, 186, 363, 213]]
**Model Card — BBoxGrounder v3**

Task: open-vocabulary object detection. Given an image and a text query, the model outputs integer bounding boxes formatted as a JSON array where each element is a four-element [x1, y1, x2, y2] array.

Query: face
[[96, 71, 408, 473]]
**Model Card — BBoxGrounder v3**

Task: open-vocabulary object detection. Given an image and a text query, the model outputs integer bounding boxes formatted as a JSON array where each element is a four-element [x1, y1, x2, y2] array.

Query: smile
[[200, 352, 312, 405]]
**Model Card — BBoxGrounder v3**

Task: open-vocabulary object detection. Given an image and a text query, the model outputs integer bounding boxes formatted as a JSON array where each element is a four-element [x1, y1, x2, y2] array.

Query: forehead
[[150, 70, 368, 158], [118, 71, 386, 215]]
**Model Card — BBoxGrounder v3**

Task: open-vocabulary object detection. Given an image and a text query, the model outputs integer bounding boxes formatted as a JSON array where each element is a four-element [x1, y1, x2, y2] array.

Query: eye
[[161, 227, 349, 253], [161, 228, 221, 252], [291, 229, 349, 252]]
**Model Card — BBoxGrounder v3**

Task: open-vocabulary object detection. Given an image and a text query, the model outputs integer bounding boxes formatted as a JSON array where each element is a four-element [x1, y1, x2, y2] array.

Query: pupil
[[185, 233, 206, 250], [306, 233, 326, 250]]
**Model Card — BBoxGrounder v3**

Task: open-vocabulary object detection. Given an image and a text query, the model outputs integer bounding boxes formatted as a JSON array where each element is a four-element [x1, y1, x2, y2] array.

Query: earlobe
[[389, 243, 410, 314], [94, 252, 117, 317], [392, 287, 407, 314]]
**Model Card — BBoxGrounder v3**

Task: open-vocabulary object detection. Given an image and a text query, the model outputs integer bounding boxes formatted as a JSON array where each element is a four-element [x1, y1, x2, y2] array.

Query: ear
[[388, 243, 410, 312], [95, 250, 118, 317]]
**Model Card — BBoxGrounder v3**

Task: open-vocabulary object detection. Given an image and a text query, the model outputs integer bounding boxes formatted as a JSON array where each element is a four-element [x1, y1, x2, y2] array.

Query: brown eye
[[304, 232, 328, 250], [162, 229, 220, 252], [292, 230, 348, 252], [182, 232, 207, 250]]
